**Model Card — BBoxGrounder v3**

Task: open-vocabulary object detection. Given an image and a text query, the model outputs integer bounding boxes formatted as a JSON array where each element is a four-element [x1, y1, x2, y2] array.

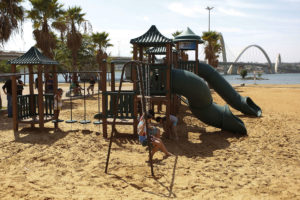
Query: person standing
[[87, 77, 95, 95], [17, 76, 24, 96], [2, 78, 12, 117], [35, 77, 38, 90], [46, 75, 54, 93]]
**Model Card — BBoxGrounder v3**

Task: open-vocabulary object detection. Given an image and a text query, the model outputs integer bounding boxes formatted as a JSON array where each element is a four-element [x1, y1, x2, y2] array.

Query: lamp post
[[206, 6, 214, 32]]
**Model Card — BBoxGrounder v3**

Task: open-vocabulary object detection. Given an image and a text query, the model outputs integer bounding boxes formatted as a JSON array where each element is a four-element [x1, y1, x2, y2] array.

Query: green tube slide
[[197, 62, 262, 117], [171, 69, 247, 135]]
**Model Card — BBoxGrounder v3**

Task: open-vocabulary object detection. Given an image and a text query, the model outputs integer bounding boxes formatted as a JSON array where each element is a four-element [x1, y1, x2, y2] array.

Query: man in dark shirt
[[17, 76, 24, 96], [2, 78, 12, 117], [46, 75, 54, 93]]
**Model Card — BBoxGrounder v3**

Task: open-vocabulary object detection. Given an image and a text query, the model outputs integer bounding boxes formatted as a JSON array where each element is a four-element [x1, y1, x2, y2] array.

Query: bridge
[[216, 34, 281, 74]]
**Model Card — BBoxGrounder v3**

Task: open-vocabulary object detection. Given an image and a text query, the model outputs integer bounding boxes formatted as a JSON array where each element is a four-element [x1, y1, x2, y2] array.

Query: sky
[[3, 0, 300, 63]]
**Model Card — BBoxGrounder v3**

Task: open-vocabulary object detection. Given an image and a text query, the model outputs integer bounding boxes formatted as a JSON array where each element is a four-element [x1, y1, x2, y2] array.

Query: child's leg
[[151, 144, 159, 157], [152, 138, 172, 156]]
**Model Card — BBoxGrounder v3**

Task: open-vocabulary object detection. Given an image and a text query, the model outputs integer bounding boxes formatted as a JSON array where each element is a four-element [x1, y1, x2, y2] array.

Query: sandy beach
[[0, 84, 300, 199]]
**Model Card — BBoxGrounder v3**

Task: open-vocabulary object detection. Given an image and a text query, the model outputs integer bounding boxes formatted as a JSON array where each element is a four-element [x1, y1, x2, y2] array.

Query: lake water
[[223, 73, 300, 85], [24, 72, 300, 85], [109, 72, 300, 85]]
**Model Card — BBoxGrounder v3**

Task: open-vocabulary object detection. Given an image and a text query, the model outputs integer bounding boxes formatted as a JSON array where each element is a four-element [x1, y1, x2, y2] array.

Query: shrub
[[240, 69, 248, 79]]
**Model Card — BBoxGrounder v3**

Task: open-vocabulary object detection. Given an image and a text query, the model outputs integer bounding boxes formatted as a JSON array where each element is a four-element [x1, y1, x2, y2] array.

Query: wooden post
[[133, 44, 138, 60], [37, 65, 44, 129], [133, 44, 138, 136], [29, 65, 35, 128], [165, 43, 171, 138], [52, 65, 58, 129], [195, 41, 199, 74], [11, 64, 18, 132], [111, 62, 115, 92], [139, 46, 143, 62], [101, 60, 107, 137], [52, 65, 58, 94]]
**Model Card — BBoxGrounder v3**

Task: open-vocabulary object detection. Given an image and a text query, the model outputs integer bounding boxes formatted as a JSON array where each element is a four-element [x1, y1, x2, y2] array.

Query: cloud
[[280, 0, 300, 2], [167, 2, 206, 18], [217, 7, 250, 17], [224, 0, 276, 10], [143, 16, 149, 22]]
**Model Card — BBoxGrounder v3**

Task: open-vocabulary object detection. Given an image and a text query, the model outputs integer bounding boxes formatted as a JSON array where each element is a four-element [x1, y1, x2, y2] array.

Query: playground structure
[[6, 47, 105, 133], [5, 25, 263, 177], [104, 25, 262, 175], [100, 26, 262, 141], [7, 47, 59, 132], [7, 25, 262, 138]]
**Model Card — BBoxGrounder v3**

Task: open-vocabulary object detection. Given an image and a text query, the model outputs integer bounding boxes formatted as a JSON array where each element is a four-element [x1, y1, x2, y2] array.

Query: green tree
[[202, 31, 222, 68], [52, 15, 67, 42], [91, 32, 113, 52], [91, 31, 112, 67], [27, 0, 64, 58], [78, 34, 97, 71], [240, 69, 248, 79], [0, 0, 24, 47], [53, 39, 72, 82], [65, 6, 90, 74]]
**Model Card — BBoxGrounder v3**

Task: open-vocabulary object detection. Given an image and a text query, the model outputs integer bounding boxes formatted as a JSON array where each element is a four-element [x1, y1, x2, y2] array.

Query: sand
[[0, 84, 300, 199]]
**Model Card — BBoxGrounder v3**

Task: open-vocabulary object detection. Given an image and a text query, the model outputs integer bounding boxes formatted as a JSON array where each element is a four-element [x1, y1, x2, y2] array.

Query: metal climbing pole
[[105, 61, 154, 176]]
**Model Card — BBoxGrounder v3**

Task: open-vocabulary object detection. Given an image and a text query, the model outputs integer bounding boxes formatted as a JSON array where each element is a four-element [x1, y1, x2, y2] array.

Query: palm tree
[[91, 31, 112, 66], [65, 6, 92, 78], [172, 30, 183, 37], [27, 0, 64, 58], [92, 32, 113, 51], [0, 0, 24, 47], [52, 15, 67, 42], [202, 31, 222, 68]]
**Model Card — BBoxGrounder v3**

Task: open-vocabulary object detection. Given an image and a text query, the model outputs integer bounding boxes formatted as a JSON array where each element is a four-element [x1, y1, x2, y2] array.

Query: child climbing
[[156, 114, 179, 140], [138, 111, 172, 158]]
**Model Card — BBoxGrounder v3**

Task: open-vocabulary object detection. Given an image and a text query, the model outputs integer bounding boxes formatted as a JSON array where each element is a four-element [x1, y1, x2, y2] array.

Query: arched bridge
[[226, 45, 273, 74], [218, 34, 278, 74]]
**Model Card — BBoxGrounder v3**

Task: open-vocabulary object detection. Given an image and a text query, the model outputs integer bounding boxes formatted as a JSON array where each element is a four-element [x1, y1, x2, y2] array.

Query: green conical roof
[[7, 46, 59, 65], [173, 27, 203, 43], [130, 25, 172, 47]]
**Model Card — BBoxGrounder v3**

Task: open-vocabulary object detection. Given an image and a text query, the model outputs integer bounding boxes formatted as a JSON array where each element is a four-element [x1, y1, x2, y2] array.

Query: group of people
[[138, 109, 178, 158], [70, 77, 96, 96]]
